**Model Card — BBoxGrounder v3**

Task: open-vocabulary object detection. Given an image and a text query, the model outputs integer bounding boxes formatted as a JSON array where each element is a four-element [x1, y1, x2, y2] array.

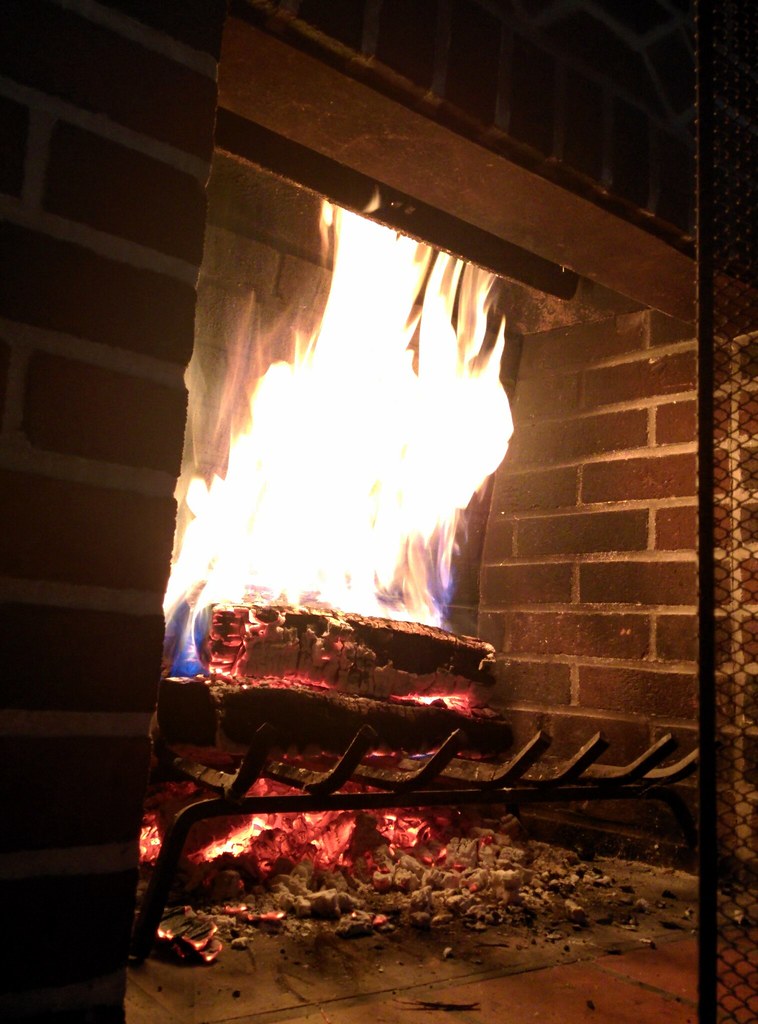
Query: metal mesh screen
[[699, 0, 758, 1019]]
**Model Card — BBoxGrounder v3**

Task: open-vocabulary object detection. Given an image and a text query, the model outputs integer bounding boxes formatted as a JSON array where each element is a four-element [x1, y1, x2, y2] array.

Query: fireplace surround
[[0, 0, 731, 1020]]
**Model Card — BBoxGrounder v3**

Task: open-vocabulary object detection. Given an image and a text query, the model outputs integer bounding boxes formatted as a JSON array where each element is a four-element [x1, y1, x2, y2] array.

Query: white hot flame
[[164, 203, 513, 672]]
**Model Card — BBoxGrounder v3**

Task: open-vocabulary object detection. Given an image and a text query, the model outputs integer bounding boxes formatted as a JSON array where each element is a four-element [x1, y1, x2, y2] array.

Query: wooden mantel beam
[[218, 16, 695, 323]]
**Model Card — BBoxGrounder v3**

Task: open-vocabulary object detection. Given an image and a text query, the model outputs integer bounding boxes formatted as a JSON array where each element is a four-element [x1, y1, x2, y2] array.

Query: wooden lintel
[[219, 17, 695, 323]]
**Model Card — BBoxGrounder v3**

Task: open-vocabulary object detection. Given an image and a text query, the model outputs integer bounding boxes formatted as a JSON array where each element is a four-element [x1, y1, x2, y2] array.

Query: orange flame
[[165, 204, 513, 669]]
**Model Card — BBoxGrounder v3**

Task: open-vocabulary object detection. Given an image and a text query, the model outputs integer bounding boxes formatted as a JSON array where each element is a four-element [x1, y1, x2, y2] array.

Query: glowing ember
[[164, 203, 513, 673]]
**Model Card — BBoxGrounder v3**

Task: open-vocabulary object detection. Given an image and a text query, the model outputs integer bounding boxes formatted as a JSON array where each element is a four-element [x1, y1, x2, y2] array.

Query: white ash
[[155, 814, 697, 961]]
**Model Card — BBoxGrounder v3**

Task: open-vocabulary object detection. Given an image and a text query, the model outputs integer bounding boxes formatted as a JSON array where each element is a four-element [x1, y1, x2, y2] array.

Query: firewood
[[205, 603, 496, 700]]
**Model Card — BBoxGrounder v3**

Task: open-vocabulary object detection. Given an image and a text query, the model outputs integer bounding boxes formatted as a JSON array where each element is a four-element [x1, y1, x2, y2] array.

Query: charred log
[[156, 676, 511, 756], [205, 603, 496, 699]]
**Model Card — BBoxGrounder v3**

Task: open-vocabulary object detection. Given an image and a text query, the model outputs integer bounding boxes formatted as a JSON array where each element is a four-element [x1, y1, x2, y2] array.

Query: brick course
[[23, 351, 188, 473], [517, 509, 648, 556], [579, 665, 697, 719], [0, 470, 176, 592], [504, 610, 650, 659], [579, 559, 697, 606], [582, 451, 696, 503], [0, 222, 197, 365]]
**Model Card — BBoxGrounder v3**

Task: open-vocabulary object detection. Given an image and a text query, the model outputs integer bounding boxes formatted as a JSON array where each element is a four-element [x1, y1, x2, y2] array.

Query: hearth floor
[[126, 860, 698, 1024]]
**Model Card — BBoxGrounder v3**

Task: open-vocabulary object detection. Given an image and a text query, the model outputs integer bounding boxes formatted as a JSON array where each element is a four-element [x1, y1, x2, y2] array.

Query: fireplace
[[4, 0, 749, 1021]]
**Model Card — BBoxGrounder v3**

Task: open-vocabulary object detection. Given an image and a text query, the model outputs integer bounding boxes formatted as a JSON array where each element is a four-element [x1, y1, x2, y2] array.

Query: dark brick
[[445, 0, 501, 125], [582, 452, 696, 503], [0, 871, 136, 992], [579, 665, 697, 719], [519, 316, 646, 376], [544, 11, 663, 114], [602, 0, 671, 34], [0, 222, 197, 364], [24, 352, 187, 473], [482, 513, 514, 561], [509, 34, 555, 155], [656, 399, 696, 443], [656, 132, 694, 232], [478, 610, 506, 650], [45, 123, 206, 262], [207, 153, 323, 265], [491, 465, 578, 513], [507, 409, 648, 466], [504, 610, 649, 659], [612, 97, 650, 209], [517, 509, 648, 557], [495, 658, 571, 706], [547, 711, 651, 764], [0, 1, 217, 159], [1, 604, 163, 712], [0, 470, 176, 591], [584, 350, 696, 408], [298, 0, 365, 50], [0, 94, 28, 198], [580, 559, 697, 606], [656, 505, 697, 550], [375, 0, 437, 88], [481, 562, 572, 605], [0, 338, 9, 424], [0, 736, 149, 851], [657, 613, 697, 661], [562, 68, 604, 180], [98, 0, 226, 58], [648, 310, 694, 346], [513, 372, 580, 418], [647, 28, 694, 117]]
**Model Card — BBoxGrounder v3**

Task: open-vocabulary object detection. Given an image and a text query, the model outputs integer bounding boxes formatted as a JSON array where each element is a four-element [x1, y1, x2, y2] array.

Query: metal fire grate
[[698, 0, 758, 1020], [130, 725, 697, 960]]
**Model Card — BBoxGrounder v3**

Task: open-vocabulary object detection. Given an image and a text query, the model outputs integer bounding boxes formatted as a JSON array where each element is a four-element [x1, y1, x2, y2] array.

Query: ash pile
[[143, 808, 694, 965]]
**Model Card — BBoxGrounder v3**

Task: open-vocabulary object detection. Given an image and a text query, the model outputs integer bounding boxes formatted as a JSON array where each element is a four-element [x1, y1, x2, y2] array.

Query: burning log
[[157, 676, 512, 755], [205, 603, 497, 700]]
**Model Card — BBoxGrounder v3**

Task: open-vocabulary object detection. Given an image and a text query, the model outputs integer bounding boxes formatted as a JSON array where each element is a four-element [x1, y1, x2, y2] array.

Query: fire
[[165, 203, 513, 673]]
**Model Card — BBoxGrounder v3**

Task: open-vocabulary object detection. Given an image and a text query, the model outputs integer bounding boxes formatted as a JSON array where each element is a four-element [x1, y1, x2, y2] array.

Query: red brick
[[507, 408, 647, 466], [513, 372, 580, 417], [584, 350, 697, 407], [24, 352, 187, 473], [45, 123, 207, 262], [0, 470, 176, 591], [98, 0, 226, 57], [478, 611, 506, 649], [579, 665, 697, 718], [656, 505, 697, 550], [548, 711, 651, 763], [0, 735, 150, 851], [657, 614, 698, 661], [496, 659, 571, 705], [736, 392, 758, 435], [648, 309, 695, 346], [0, 0, 217, 159], [481, 562, 573, 605], [582, 452, 696, 502], [517, 509, 648, 556], [2, 604, 163, 712], [580, 560, 697, 606], [0, 93, 28, 198], [504, 610, 649, 659], [0, 222, 197, 364], [0, 872, 136, 992], [656, 399, 697, 443], [483, 513, 514, 560], [518, 315, 646, 375], [491, 465, 578, 512]]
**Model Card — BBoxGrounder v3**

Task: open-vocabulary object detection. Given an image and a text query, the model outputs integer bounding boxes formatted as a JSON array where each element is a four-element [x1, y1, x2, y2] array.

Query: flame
[[165, 203, 513, 672]]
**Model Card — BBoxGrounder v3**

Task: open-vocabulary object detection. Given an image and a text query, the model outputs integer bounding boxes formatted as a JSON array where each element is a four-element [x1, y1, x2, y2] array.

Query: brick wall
[[246, 0, 694, 236], [0, 1, 224, 1019], [479, 307, 698, 859]]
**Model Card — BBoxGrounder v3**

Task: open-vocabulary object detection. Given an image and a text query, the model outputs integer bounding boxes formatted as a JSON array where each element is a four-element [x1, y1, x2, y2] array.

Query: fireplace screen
[[701, 0, 758, 1019]]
